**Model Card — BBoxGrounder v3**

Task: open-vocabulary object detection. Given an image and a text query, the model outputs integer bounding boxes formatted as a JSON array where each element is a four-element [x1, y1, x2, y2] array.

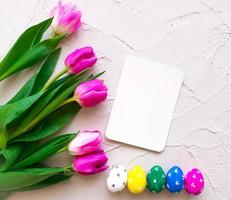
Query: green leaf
[[0, 191, 9, 200], [13, 72, 87, 138], [20, 174, 72, 191], [0, 144, 24, 172], [0, 18, 53, 81], [17, 141, 39, 162], [14, 102, 81, 142], [8, 48, 61, 103], [32, 19, 53, 45], [46, 69, 88, 93], [0, 94, 41, 149], [0, 35, 65, 81], [0, 167, 71, 191], [0, 94, 41, 128], [48, 74, 72, 89], [0, 132, 8, 152], [15, 85, 65, 134], [28, 79, 81, 126], [87, 71, 106, 81], [13, 134, 76, 169]]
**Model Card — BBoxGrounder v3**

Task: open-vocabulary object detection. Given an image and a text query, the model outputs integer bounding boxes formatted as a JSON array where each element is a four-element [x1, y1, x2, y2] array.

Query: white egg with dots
[[106, 165, 127, 193]]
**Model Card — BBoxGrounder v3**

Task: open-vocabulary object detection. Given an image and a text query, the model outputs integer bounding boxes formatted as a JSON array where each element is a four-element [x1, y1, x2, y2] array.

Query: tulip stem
[[58, 97, 77, 108], [64, 165, 73, 171], [42, 68, 68, 91], [58, 146, 68, 153], [51, 32, 58, 38]]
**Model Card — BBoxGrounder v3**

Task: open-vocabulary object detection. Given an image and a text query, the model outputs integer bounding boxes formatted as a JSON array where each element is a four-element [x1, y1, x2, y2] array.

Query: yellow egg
[[127, 165, 146, 194]]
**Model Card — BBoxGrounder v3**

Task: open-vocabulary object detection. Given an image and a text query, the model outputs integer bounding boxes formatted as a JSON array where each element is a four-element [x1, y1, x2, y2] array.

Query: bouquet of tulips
[[0, 1, 108, 199]]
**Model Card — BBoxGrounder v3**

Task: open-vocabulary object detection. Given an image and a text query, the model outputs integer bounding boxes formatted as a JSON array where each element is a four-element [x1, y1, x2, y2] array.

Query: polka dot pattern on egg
[[106, 165, 127, 193], [106, 164, 204, 196], [146, 165, 166, 193], [166, 166, 184, 193], [184, 168, 204, 195], [127, 165, 146, 194]]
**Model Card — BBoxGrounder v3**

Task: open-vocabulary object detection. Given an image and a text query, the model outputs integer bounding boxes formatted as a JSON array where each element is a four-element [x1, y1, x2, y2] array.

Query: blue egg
[[166, 166, 184, 193]]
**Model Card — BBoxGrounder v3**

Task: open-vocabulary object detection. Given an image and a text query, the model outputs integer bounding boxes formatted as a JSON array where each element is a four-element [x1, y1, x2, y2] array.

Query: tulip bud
[[75, 79, 108, 107], [68, 130, 102, 156], [65, 47, 97, 74], [73, 151, 108, 175], [51, 1, 81, 35]]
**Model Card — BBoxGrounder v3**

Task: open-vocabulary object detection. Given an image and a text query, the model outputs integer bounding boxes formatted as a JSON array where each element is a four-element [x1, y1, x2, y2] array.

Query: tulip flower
[[43, 46, 97, 91], [45, 79, 107, 109], [51, 0, 81, 35], [65, 46, 97, 74], [75, 79, 108, 107], [73, 151, 108, 175], [68, 130, 102, 156]]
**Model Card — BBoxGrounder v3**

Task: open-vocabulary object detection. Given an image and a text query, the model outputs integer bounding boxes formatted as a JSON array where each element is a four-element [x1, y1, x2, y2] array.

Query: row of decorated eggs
[[106, 165, 204, 195]]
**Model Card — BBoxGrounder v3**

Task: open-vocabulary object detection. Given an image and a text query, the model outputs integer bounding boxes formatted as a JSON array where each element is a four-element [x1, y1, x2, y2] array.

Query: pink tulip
[[73, 151, 108, 175], [75, 79, 108, 107], [65, 47, 97, 74], [51, 1, 81, 35], [68, 130, 102, 156]]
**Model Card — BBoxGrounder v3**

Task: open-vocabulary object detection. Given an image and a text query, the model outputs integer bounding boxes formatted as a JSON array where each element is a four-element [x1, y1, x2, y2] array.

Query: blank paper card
[[106, 55, 184, 152]]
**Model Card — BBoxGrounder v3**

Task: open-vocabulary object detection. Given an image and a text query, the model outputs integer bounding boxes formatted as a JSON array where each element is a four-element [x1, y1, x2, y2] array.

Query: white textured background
[[0, 0, 231, 200]]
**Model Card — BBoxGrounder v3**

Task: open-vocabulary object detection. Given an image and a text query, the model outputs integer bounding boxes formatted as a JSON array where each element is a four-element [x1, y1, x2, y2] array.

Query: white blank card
[[106, 55, 184, 152]]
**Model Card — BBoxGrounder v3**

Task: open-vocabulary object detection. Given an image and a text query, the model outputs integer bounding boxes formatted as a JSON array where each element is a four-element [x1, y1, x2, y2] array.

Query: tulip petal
[[74, 79, 108, 107], [79, 90, 107, 107], [76, 79, 107, 95], [65, 47, 96, 75], [68, 130, 102, 155], [70, 57, 97, 74], [73, 151, 108, 175], [51, 0, 81, 35]]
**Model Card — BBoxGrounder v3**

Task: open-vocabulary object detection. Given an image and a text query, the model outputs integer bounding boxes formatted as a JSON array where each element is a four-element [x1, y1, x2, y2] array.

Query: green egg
[[146, 165, 166, 193]]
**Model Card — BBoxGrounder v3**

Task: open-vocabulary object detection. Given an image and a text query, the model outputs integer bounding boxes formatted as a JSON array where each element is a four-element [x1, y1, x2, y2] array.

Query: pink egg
[[184, 168, 204, 195]]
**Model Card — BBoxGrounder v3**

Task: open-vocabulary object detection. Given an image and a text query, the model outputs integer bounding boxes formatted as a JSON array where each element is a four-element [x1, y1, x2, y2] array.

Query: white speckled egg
[[106, 165, 127, 193]]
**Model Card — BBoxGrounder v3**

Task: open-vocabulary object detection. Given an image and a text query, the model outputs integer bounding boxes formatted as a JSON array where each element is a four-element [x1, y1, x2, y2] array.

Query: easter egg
[[184, 168, 204, 195], [106, 165, 127, 193], [166, 166, 184, 193], [127, 165, 146, 194], [146, 165, 166, 193]]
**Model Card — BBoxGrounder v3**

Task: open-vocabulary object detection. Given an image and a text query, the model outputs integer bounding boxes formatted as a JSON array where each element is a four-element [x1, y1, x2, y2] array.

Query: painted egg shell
[[106, 165, 127, 193], [147, 165, 166, 193], [127, 165, 146, 194], [184, 168, 204, 195], [166, 166, 184, 193]]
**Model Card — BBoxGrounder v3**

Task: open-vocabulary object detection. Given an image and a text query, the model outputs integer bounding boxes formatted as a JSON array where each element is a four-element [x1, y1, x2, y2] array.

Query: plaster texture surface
[[0, 0, 231, 200]]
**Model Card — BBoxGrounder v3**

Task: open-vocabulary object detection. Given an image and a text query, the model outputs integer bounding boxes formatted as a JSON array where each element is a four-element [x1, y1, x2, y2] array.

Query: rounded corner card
[[106, 55, 184, 152]]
